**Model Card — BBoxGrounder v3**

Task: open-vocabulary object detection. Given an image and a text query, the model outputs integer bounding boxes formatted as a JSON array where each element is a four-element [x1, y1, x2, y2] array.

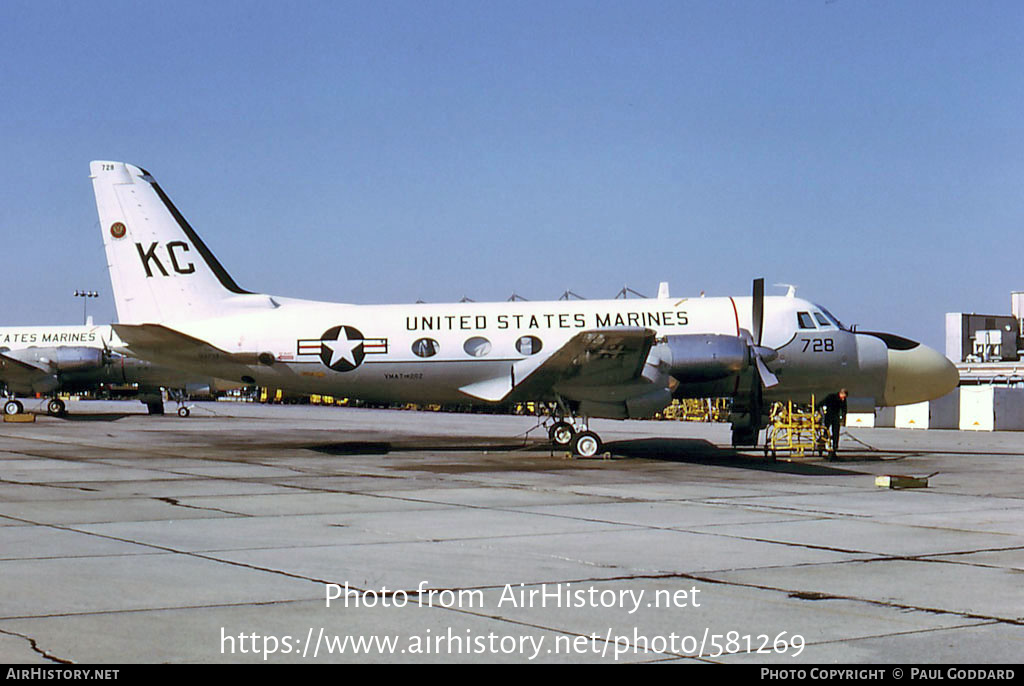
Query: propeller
[[749, 278, 779, 388], [731, 277, 780, 447], [752, 278, 764, 343], [99, 334, 121, 366]]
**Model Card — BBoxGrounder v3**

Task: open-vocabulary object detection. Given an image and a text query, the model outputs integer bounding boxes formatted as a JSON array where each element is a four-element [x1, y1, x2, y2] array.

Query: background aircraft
[[89, 161, 959, 455], [0, 323, 233, 417]]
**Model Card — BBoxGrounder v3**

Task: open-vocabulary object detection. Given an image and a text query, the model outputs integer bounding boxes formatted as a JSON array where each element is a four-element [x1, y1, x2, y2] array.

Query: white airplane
[[89, 161, 959, 455], [0, 323, 233, 417]]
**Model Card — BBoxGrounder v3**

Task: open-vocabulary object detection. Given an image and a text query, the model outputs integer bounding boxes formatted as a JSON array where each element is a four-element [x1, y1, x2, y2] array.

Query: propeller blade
[[99, 336, 119, 365], [752, 278, 765, 346], [754, 353, 779, 388]]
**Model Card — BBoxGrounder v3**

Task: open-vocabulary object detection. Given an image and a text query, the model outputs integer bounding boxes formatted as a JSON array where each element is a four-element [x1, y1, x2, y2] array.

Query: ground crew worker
[[817, 389, 848, 460]]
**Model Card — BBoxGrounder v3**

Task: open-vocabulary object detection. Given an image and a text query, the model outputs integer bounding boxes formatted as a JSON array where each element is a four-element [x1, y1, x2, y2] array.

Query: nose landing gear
[[143, 389, 193, 417], [168, 389, 193, 418]]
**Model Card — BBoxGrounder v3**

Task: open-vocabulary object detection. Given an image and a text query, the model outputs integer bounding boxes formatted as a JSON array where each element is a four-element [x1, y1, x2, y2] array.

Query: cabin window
[[411, 338, 440, 358], [797, 312, 816, 329], [515, 335, 543, 355], [463, 336, 492, 357]]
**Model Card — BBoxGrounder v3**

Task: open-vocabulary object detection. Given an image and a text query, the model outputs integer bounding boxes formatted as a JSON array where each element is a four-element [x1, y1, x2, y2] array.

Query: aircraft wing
[[112, 324, 254, 377], [0, 351, 50, 386], [459, 328, 658, 402]]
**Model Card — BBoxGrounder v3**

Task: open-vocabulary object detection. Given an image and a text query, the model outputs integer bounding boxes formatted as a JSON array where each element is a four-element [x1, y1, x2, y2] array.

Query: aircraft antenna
[[774, 283, 798, 298]]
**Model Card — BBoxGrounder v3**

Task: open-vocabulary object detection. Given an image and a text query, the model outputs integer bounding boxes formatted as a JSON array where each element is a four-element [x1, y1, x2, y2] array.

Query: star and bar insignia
[[296, 326, 388, 372]]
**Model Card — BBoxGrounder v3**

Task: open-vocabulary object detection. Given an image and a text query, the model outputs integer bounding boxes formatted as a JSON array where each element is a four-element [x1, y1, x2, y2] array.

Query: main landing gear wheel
[[4, 399, 24, 416], [46, 398, 66, 417], [548, 421, 575, 446], [177, 407, 191, 418], [571, 431, 603, 458]]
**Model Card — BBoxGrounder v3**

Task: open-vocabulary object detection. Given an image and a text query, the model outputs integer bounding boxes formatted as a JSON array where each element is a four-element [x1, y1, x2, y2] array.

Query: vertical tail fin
[[90, 161, 256, 324]]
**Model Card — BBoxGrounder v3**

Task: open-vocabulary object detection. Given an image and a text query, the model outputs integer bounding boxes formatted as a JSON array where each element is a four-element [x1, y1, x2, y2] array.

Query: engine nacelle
[[652, 334, 749, 383], [8, 346, 105, 373]]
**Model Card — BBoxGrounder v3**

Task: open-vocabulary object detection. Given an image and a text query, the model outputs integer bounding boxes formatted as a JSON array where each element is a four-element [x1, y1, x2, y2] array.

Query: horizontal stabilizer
[[112, 324, 252, 377]]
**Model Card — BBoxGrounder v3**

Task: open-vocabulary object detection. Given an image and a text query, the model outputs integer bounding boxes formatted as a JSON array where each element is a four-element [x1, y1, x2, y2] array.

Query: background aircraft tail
[[90, 161, 265, 324]]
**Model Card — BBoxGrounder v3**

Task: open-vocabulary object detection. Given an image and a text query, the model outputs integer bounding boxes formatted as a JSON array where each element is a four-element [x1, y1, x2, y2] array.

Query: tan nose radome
[[883, 345, 959, 406]]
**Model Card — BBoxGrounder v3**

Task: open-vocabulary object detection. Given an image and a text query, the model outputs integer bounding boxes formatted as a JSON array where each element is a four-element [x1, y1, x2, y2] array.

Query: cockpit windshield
[[814, 305, 847, 331]]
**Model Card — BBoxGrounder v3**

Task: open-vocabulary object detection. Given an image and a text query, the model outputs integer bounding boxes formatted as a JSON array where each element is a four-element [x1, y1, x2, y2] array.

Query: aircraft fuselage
[[148, 293, 922, 412]]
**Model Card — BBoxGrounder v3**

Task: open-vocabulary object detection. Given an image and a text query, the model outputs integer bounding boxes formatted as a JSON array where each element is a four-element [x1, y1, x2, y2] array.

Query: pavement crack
[[0, 627, 72, 664], [688, 571, 1024, 627], [153, 497, 247, 517], [0, 479, 98, 493]]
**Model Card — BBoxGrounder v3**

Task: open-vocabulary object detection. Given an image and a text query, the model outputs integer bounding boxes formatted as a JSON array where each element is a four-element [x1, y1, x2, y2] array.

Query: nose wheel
[[167, 389, 193, 418], [4, 399, 24, 416]]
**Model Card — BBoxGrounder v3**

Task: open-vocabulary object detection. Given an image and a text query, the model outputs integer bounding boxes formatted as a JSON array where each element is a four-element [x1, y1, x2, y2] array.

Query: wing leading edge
[[0, 352, 52, 390], [459, 328, 659, 403]]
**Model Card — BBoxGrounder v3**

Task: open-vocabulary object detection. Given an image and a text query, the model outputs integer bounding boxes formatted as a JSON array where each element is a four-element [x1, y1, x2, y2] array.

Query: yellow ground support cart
[[260, 388, 284, 403], [658, 398, 731, 422], [709, 398, 730, 423], [763, 396, 829, 460], [680, 399, 711, 421], [658, 400, 682, 420]]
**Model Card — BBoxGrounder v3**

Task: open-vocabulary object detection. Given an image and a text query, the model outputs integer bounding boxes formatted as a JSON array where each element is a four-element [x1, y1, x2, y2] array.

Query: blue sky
[[2, 1, 1022, 350]]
